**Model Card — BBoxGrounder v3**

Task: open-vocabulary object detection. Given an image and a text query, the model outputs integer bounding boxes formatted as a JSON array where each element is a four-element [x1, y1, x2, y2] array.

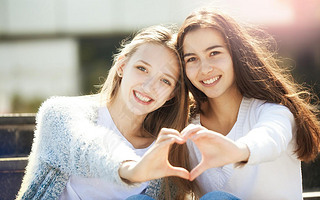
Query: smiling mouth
[[201, 75, 221, 85], [134, 91, 153, 104]]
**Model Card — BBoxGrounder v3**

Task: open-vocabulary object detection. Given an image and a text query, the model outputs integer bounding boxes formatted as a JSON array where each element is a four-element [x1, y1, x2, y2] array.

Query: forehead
[[129, 43, 180, 78], [183, 28, 226, 52]]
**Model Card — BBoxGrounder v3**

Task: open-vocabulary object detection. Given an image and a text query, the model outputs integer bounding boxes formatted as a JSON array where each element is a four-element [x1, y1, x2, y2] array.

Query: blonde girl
[[17, 25, 192, 200]]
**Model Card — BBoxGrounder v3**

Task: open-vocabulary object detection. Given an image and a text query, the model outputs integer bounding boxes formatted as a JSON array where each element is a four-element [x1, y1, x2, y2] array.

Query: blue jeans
[[201, 191, 240, 200], [126, 194, 154, 200], [126, 191, 240, 200]]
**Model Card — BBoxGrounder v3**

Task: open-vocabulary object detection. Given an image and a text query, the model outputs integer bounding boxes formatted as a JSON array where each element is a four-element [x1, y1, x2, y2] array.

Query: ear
[[116, 55, 126, 77]]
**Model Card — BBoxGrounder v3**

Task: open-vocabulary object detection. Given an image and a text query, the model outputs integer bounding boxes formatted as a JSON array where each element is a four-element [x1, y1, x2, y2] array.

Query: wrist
[[235, 142, 250, 167], [118, 160, 138, 183]]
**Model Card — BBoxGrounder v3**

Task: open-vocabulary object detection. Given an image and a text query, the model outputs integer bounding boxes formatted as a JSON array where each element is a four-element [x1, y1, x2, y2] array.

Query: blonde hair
[[100, 25, 193, 198]]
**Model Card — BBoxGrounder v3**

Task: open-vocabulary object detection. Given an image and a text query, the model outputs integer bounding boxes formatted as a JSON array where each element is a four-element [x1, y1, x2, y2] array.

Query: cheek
[[217, 57, 234, 77], [157, 86, 174, 101], [185, 66, 194, 78], [185, 67, 198, 84]]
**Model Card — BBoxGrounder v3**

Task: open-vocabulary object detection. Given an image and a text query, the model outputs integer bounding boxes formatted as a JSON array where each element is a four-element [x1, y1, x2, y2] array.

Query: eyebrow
[[183, 45, 224, 58], [137, 60, 151, 67], [137, 60, 177, 81], [163, 71, 177, 81]]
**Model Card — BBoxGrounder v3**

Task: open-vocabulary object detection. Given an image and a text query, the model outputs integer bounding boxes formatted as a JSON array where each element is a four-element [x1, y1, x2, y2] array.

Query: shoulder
[[39, 95, 100, 111], [244, 97, 294, 124], [36, 95, 101, 124], [244, 97, 292, 115]]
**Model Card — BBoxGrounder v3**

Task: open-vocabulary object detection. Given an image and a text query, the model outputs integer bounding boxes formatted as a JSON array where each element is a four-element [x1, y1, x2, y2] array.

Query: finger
[[189, 161, 208, 181], [159, 136, 185, 146], [158, 129, 186, 143], [167, 166, 190, 180], [191, 131, 210, 141], [157, 133, 185, 143], [167, 136, 186, 145], [180, 124, 197, 136], [191, 129, 219, 141], [159, 128, 180, 136], [181, 124, 206, 139]]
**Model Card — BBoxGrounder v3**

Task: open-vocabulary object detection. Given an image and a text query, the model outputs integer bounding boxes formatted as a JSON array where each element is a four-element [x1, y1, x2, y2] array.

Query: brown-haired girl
[[177, 7, 320, 200]]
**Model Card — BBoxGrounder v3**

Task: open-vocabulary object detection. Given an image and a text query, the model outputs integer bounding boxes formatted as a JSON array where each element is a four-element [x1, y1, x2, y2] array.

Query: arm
[[182, 124, 249, 180], [236, 103, 295, 164], [183, 103, 295, 180], [34, 97, 140, 187]]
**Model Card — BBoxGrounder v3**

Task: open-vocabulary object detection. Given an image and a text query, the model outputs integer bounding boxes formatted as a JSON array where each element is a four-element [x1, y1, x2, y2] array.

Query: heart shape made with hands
[[119, 125, 243, 183], [165, 124, 246, 181], [131, 125, 245, 183]]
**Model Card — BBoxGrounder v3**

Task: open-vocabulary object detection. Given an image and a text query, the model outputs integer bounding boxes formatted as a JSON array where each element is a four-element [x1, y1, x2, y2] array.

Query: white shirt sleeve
[[237, 103, 296, 165]]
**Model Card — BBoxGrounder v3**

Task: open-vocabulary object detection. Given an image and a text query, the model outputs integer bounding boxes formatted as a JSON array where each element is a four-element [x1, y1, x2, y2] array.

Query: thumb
[[189, 161, 207, 181], [167, 166, 190, 180]]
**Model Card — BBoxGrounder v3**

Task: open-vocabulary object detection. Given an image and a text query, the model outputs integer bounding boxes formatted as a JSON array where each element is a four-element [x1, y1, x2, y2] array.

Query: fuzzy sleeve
[[237, 103, 296, 165], [33, 97, 141, 187]]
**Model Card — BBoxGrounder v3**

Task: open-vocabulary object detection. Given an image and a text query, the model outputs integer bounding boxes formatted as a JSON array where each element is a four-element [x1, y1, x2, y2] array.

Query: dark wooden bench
[[0, 114, 34, 200], [0, 114, 319, 200]]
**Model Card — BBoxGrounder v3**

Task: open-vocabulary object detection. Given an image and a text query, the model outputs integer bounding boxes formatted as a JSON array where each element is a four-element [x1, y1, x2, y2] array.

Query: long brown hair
[[100, 25, 193, 199], [177, 8, 320, 162]]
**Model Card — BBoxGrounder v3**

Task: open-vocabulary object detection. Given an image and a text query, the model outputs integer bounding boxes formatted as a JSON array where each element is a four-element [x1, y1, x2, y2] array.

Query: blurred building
[[0, 0, 319, 113], [0, 0, 208, 113]]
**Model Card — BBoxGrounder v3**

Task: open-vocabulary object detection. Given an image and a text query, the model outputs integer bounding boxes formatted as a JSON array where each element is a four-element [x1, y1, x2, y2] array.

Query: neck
[[201, 88, 243, 135], [107, 98, 146, 138]]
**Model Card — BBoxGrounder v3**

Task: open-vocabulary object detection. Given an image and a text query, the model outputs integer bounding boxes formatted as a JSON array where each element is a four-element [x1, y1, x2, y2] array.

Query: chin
[[130, 107, 150, 116]]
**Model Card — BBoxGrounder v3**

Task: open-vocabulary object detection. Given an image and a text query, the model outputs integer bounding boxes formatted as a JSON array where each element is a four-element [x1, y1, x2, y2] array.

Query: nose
[[200, 60, 213, 74], [142, 75, 157, 93]]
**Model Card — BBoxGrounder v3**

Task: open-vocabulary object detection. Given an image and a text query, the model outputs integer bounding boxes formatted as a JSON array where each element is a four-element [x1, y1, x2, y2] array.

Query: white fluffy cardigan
[[16, 95, 141, 200]]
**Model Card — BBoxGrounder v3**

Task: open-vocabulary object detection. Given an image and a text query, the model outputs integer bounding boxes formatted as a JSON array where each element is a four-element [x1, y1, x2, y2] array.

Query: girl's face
[[182, 28, 237, 100], [118, 43, 179, 116]]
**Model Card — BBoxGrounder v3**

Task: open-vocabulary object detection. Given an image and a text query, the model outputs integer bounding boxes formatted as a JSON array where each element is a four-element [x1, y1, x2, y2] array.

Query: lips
[[201, 75, 221, 85], [133, 90, 154, 104]]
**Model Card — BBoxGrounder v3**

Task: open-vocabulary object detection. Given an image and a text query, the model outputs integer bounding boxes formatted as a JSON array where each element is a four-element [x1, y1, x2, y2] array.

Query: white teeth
[[135, 92, 151, 102], [203, 76, 220, 84]]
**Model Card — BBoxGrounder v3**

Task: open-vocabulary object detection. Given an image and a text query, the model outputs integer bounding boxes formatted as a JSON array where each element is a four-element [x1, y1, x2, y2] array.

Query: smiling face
[[116, 43, 180, 116], [182, 28, 238, 101]]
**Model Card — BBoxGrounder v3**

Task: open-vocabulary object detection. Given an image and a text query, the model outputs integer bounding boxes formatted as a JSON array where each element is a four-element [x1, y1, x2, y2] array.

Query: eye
[[210, 51, 220, 56], [137, 66, 147, 72], [161, 78, 171, 86], [185, 57, 196, 63]]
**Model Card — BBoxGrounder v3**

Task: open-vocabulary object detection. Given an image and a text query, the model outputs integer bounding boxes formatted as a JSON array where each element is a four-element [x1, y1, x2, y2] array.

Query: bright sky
[[197, 0, 295, 25]]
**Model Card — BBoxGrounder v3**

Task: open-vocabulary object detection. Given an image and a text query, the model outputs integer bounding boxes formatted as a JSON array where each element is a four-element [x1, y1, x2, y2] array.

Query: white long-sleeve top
[[187, 97, 302, 200]]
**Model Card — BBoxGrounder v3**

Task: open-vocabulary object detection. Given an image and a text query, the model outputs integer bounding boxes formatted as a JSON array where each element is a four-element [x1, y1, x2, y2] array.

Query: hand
[[118, 128, 189, 183], [182, 124, 250, 181]]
